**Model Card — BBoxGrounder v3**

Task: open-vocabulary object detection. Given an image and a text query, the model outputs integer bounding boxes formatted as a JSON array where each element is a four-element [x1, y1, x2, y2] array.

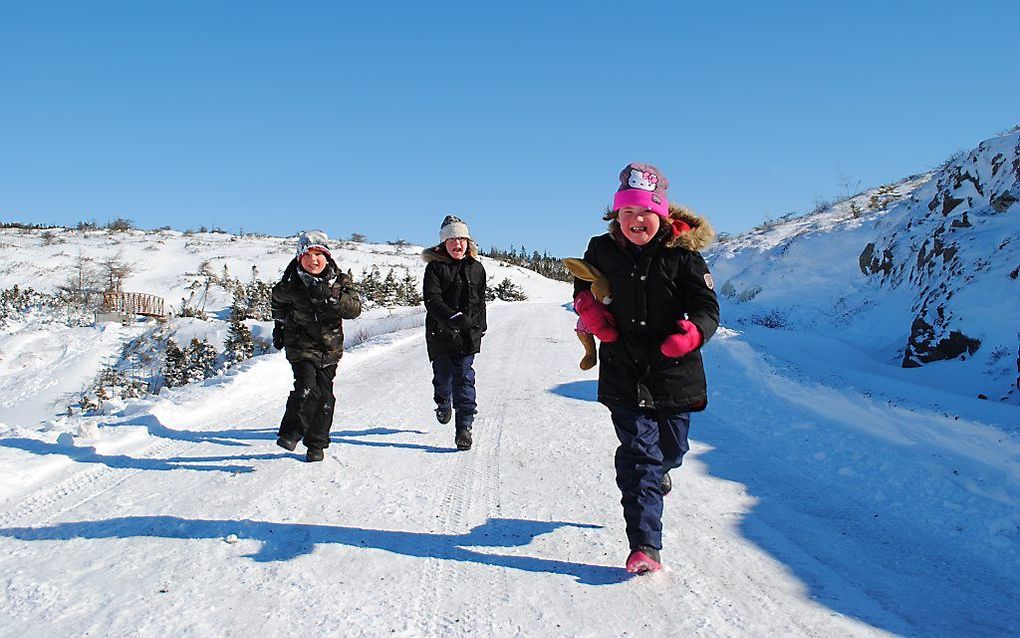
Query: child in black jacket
[[573, 163, 719, 573], [421, 215, 487, 450]]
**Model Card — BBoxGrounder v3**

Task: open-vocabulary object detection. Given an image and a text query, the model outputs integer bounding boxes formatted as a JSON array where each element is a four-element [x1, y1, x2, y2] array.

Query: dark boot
[[306, 447, 325, 462], [276, 436, 298, 451], [661, 471, 672, 496], [435, 403, 452, 425], [455, 426, 472, 451]]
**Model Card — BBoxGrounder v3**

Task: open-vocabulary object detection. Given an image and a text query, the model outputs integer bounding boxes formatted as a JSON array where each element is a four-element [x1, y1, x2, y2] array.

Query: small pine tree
[[399, 271, 423, 306], [379, 269, 400, 307], [245, 280, 273, 320], [229, 285, 250, 320], [224, 318, 254, 368], [163, 338, 188, 388], [360, 265, 381, 305], [494, 278, 528, 301], [185, 337, 218, 382]]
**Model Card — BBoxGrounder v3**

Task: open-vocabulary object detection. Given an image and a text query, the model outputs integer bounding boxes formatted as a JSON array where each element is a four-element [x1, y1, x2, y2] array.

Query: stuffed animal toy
[[563, 258, 612, 370]]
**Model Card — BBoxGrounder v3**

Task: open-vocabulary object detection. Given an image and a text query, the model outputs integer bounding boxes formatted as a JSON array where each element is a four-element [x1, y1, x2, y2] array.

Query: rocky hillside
[[861, 132, 1020, 371], [709, 129, 1020, 403]]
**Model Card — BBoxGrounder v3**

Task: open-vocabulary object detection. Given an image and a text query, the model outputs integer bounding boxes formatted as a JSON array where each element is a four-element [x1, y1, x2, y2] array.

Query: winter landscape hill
[[0, 131, 1018, 637], [709, 129, 1020, 405]]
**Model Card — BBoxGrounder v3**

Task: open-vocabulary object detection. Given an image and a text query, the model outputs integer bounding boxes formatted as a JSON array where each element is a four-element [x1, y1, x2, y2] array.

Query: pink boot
[[625, 546, 662, 574]]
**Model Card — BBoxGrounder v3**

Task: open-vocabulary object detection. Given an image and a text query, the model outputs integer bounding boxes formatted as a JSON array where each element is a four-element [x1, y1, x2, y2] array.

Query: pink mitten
[[573, 291, 618, 343], [660, 320, 702, 358]]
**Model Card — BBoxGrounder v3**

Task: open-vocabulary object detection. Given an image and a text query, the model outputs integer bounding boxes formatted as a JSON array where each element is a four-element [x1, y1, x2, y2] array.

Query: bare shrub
[[107, 218, 135, 232]]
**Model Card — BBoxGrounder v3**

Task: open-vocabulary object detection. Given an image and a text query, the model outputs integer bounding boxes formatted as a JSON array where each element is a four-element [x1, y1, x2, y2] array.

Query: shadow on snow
[[548, 380, 598, 402], [0, 515, 628, 586], [694, 350, 1020, 636], [0, 438, 256, 473]]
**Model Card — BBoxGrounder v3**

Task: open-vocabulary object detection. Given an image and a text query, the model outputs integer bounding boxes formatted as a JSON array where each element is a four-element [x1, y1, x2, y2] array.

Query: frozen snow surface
[[1, 130, 1018, 636], [0, 304, 1017, 637]]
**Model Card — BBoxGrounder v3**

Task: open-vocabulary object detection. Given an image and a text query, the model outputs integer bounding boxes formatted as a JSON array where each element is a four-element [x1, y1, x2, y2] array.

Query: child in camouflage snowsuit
[[272, 230, 361, 462]]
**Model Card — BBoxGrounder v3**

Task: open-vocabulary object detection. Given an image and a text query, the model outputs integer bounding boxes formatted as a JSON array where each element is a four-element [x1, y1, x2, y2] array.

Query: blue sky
[[2, 1, 1018, 256]]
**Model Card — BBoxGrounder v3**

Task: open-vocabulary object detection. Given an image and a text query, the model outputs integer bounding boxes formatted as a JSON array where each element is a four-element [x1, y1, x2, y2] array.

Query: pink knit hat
[[612, 162, 670, 218]]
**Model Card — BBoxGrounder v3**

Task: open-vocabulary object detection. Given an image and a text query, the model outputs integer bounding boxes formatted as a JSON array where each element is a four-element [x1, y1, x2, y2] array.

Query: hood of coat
[[421, 240, 480, 264], [607, 203, 715, 252]]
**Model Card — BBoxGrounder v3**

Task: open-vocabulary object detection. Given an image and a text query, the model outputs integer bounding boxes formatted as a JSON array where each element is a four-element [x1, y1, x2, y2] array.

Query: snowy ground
[[1, 302, 1017, 637]]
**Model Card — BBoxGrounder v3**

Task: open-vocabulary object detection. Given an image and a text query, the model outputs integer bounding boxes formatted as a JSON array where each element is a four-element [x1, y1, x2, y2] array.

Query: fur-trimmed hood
[[421, 240, 480, 264], [607, 204, 715, 252]]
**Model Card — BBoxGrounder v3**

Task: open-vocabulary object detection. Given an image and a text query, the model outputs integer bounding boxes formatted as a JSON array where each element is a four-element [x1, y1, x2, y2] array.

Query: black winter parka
[[422, 244, 487, 361], [575, 205, 719, 412], [271, 258, 362, 367]]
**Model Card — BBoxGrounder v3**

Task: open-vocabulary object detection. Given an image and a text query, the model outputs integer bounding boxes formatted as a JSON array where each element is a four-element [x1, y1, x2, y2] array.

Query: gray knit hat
[[438, 215, 470, 243], [296, 230, 331, 258]]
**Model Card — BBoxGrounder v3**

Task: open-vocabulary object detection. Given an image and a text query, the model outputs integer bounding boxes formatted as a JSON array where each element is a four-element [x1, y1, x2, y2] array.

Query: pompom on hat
[[296, 230, 331, 258], [612, 162, 670, 218], [438, 215, 471, 243]]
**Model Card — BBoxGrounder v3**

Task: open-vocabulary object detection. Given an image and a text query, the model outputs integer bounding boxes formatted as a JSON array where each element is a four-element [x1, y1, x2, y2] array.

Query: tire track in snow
[[406, 308, 533, 637], [0, 361, 286, 530], [0, 436, 183, 529]]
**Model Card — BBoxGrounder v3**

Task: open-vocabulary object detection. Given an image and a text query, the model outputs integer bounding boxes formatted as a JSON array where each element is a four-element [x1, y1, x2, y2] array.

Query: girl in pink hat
[[572, 163, 720, 573]]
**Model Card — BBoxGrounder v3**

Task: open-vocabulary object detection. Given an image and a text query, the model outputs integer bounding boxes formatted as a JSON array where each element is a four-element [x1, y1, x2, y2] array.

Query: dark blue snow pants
[[432, 354, 477, 428], [279, 361, 337, 450], [610, 405, 691, 550]]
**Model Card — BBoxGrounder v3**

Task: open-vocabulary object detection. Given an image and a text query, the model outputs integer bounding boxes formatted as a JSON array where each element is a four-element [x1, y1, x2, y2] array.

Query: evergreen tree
[[163, 338, 188, 388], [185, 337, 218, 382], [494, 277, 528, 301], [245, 280, 273, 320], [360, 265, 382, 305], [379, 269, 400, 307], [482, 245, 571, 282], [399, 270, 423, 306], [224, 318, 254, 368], [228, 278, 273, 321]]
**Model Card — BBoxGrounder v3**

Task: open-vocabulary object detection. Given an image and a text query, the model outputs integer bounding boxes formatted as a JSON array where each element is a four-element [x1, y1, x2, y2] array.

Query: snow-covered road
[[1, 303, 1017, 636]]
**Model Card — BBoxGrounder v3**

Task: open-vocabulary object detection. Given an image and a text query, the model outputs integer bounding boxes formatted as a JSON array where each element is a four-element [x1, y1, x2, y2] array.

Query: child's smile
[[618, 206, 661, 246], [299, 249, 328, 274]]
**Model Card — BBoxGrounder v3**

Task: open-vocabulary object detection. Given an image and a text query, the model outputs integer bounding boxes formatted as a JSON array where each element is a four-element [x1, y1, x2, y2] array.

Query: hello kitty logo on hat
[[628, 169, 658, 192], [613, 162, 670, 217]]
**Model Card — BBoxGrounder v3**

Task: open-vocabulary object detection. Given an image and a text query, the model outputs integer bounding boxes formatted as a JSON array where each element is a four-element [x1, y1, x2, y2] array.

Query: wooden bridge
[[96, 291, 167, 322]]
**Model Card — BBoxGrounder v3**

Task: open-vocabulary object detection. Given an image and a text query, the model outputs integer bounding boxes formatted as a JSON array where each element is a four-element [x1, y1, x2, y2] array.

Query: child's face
[[299, 249, 328, 275], [445, 237, 468, 260], [618, 207, 661, 246]]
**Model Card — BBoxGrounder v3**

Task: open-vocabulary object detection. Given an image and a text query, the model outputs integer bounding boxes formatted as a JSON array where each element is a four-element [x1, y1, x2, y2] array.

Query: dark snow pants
[[609, 405, 691, 550], [431, 354, 477, 428], [279, 361, 337, 450]]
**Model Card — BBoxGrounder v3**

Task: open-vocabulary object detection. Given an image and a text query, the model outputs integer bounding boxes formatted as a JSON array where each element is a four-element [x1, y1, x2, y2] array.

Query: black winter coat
[[422, 244, 487, 361], [271, 258, 362, 367], [575, 205, 719, 412]]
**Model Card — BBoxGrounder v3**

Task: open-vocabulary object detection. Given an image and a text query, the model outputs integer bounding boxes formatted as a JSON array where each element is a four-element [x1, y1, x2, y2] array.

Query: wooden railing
[[101, 292, 166, 318]]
